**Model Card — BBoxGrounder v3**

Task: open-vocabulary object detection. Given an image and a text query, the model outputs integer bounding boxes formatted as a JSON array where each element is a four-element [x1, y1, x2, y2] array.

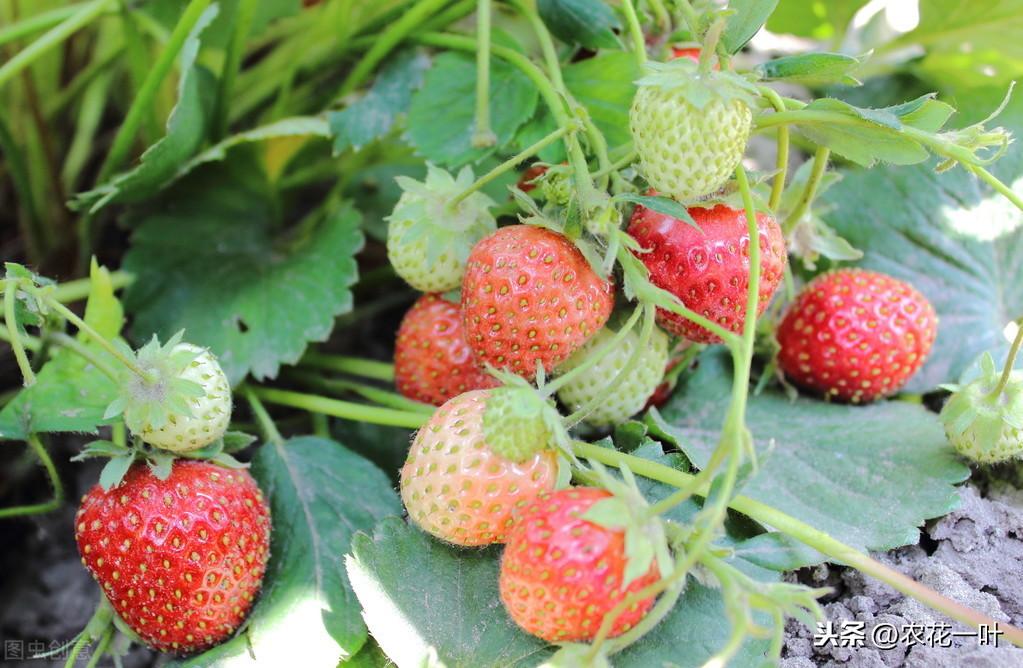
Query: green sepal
[[99, 455, 135, 491], [387, 163, 497, 269], [71, 439, 131, 460], [148, 450, 175, 480], [222, 430, 258, 453], [615, 193, 701, 232], [582, 459, 674, 588], [635, 59, 759, 110], [112, 332, 204, 435]]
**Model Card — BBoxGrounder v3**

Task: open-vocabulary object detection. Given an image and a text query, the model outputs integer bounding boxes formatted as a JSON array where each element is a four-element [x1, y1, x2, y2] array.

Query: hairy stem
[[0, 434, 64, 519], [990, 319, 1023, 398], [287, 369, 434, 414], [451, 124, 573, 207], [244, 386, 285, 445], [573, 442, 1023, 647], [782, 146, 830, 235], [472, 0, 496, 147], [4, 281, 35, 386], [758, 86, 790, 211], [542, 305, 643, 396], [620, 0, 647, 68], [300, 352, 395, 382], [250, 386, 428, 429]]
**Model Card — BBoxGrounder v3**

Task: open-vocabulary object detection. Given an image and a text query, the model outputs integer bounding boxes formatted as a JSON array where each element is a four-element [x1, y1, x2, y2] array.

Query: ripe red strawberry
[[776, 269, 938, 402], [400, 389, 561, 546], [517, 164, 548, 193], [671, 46, 700, 61], [462, 225, 614, 381], [628, 203, 787, 343], [499, 487, 659, 643], [394, 294, 498, 406], [75, 461, 271, 654]]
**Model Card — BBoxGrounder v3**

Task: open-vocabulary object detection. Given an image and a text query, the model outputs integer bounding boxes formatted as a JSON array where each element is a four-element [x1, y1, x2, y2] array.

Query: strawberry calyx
[[72, 431, 254, 490], [582, 461, 674, 587], [482, 379, 570, 462], [387, 163, 497, 270], [103, 331, 203, 435], [634, 59, 760, 111], [540, 644, 612, 668], [940, 352, 1023, 463]]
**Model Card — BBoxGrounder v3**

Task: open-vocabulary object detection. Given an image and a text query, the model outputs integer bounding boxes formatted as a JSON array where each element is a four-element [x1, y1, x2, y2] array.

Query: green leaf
[[899, 0, 1023, 88], [563, 52, 641, 152], [122, 154, 364, 384], [822, 92, 1023, 391], [407, 52, 539, 167], [330, 50, 431, 154], [0, 262, 123, 440], [755, 52, 861, 86], [172, 436, 403, 667], [731, 533, 825, 572], [346, 518, 554, 668], [653, 350, 970, 552], [796, 98, 930, 166], [175, 116, 331, 182], [722, 0, 780, 53], [766, 0, 868, 40], [72, 6, 219, 213], [537, 0, 621, 50]]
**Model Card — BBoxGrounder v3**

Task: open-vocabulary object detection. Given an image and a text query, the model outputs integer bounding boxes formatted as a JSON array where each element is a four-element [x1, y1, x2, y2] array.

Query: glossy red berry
[[75, 461, 271, 654], [776, 268, 938, 402], [628, 203, 787, 343]]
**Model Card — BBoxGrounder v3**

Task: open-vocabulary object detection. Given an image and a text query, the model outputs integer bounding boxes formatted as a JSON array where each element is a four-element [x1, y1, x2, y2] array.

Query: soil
[[782, 480, 1023, 668]]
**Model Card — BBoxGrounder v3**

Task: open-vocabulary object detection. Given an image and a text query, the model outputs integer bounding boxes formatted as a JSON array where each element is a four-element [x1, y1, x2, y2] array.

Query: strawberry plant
[[2, 1, 1023, 667]]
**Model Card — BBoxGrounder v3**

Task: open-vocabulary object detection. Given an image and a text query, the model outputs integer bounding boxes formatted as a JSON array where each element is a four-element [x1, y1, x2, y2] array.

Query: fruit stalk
[[0, 434, 64, 519], [758, 86, 791, 210], [990, 319, 1023, 398], [249, 385, 428, 429], [572, 442, 1023, 647], [287, 368, 435, 414], [243, 386, 285, 445], [300, 352, 395, 382], [471, 0, 497, 148], [450, 123, 574, 208], [782, 146, 830, 235], [620, 0, 647, 68], [542, 306, 644, 396], [4, 280, 35, 386]]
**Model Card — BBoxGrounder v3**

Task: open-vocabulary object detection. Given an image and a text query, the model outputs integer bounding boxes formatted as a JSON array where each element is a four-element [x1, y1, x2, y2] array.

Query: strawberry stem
[[249, 386, 429, 429], [300, 352, 395, 382], [243, 386, 285, 445], [34, 290, 156, 383], [757, 86, 790, 211], [573, 441, 1023, 648], [48, 331, 118, 381], [471, 0, 497, 148], [781, 146, 830, 236], [49, 270, 133, 303], [450, 124, 574, 208], [541, 306, 644, 397], [4, 280, 36, 386], [287, 368, 434, 414], [0, 434, 64, 519], [990, 319, 1023, 398], [620, 0, 647, 68]]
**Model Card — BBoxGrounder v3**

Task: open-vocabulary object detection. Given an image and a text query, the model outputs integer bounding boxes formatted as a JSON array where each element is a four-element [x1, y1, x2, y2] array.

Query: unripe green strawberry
[[141, 344, 231, 452], [555, 323, 670, 426], [75, 461, 271, 654], [629, 61, 754, 201], [109, 334, 232, 453], [941, 353, 1023, 464], [386, 164, 496, 292], [399, 389, 562, 546]]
